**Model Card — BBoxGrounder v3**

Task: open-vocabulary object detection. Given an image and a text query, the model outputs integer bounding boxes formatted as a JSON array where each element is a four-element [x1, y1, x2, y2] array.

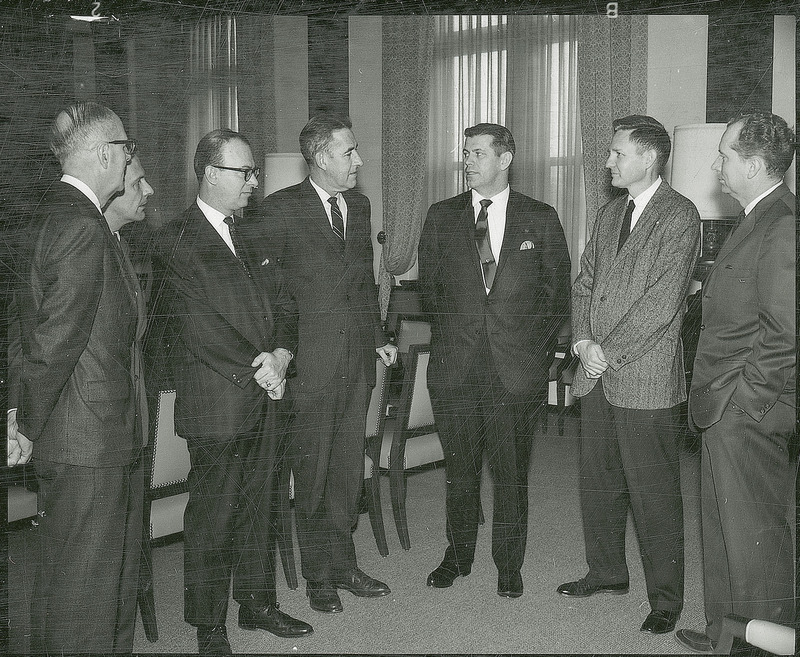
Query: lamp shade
[[262, 153, 308, 198], [668, 124, 740, 220]]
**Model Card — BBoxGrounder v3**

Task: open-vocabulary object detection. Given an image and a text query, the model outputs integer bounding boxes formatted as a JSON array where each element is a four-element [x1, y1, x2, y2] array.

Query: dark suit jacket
[[689, 183, 796, 430], [243, 177, 384, 393], [8, 181, 142, 467], [418, 189, 571, 394], [571, 180, 701, 409], [153, 203, 297, 440]]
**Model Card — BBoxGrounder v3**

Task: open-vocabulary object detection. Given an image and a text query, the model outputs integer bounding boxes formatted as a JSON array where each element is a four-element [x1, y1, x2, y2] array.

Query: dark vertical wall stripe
[[706, 15, 774, 122], [307, 17, 349, 118]]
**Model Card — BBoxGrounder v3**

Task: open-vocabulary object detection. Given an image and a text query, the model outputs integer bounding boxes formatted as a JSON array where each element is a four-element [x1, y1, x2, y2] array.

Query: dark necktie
[[223, 215, 251, 277], [617, 199, 635, 253], [474, 198, 496, 291], [328, 196, 345, 242]]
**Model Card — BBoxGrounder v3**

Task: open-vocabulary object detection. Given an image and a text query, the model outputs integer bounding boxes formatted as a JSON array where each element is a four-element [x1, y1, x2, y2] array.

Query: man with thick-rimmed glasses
[[151, 128, 311, 655], [7, 101, 143, 653]]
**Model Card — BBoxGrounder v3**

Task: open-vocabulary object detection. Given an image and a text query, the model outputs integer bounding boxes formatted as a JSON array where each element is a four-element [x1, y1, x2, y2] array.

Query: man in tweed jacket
[[558, 115, 700, 637]]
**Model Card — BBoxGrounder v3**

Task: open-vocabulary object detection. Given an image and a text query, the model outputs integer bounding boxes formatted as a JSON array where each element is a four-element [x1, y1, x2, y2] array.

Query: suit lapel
[[301, 178, 346, 253], [616, 183, 667, 258], [457, 193, 489, 291], [492, 191, 522, 286]]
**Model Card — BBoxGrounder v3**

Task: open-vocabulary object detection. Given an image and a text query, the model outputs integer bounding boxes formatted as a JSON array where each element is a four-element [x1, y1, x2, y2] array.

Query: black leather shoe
[[675, 629, 716, 654], [238, 604, 313, 638], [497, 571, 523, 598], [426, 559, 472, 588], [640, 609, 680, 634], [306, 581, 343, 613], [197, 625, 232, 656], [557, 576, 629, 598], [331, 568, 391, 597]]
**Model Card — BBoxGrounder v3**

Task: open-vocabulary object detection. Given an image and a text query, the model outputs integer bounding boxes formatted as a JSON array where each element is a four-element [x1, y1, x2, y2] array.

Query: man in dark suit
[[244, 115, 397, 615], [675, 113, 796, 654], [153, 129, 312, 655], [419, 123, 571, 599], [558, 115, 700, 635], [6, 101, 145, 653]]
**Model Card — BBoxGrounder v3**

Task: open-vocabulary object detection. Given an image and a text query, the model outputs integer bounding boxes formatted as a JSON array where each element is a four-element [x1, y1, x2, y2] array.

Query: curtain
[[576, 16, 648, 240], [426, 15, 509, 208], [184, 15, 240, 207], [506, 15, 585, 282], [378, 17, 434, 319]]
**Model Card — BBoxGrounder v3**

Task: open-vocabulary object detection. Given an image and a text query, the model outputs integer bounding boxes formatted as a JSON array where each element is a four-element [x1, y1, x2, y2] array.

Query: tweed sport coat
[[9, 182, 143, 467], [153, 203, 297, 440], [419, 189, 571, 395], [243, 177, 385, 394], [689, 183, 796, 430], [571, 180, 701, 409]]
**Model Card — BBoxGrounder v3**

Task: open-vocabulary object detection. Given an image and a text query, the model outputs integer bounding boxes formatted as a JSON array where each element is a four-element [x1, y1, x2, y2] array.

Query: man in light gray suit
[[557, 115, 700, 636]]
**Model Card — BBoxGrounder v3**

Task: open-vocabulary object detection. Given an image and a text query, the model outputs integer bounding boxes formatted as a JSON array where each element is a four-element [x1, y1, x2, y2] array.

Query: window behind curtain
[[426, 15, 585, 278]]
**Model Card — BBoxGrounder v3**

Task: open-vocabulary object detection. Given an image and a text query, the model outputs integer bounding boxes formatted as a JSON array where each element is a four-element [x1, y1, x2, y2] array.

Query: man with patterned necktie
[[559, 115, 700, 637], [244, 115, 397, 616], [419, 123, 571, 599]]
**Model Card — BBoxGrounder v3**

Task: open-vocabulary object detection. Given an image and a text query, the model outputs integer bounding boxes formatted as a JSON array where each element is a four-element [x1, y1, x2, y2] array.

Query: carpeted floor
[[8, 411, 710, 654]]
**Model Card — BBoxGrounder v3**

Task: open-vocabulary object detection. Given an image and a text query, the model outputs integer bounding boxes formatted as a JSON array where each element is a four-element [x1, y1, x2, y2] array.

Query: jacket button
[[600, 295, 606, 301], [339, 329, 345, 335], [700, 324, 705, 330], [616, 358, 622, 364]]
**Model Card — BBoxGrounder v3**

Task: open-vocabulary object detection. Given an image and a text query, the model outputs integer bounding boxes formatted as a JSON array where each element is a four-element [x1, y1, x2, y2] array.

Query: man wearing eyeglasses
[[151, 128, 311, 655], [7, 101, 144, 653]]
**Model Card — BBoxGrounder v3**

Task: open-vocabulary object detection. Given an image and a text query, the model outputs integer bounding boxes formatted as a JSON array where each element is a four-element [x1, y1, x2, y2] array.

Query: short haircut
[[49, 101, 120, 165], [612, 114, 671, 174], [728, 111, 796, 179], [464, 123, 516, 156], [193, 128, 251, 181], [299, 115, 353, 167]]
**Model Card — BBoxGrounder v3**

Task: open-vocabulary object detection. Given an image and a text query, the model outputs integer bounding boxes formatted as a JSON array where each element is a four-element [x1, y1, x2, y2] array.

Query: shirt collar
[[61, 174, 103, 214], [309, 176, 342, 206], [196, 195, 228, 229], [744, 181, 782, 216], [628, 176, 662, 208], [471, 185, 510, 212]]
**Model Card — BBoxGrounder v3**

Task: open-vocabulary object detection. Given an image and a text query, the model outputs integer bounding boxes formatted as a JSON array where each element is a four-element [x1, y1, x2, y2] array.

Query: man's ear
[[204, 164, 218, 186], [746, 155, 764, 180], [97, 142, 111, 170], [500, 151, 513, 171], [643, 148, 657, 172], [314, 149, 327, 172]]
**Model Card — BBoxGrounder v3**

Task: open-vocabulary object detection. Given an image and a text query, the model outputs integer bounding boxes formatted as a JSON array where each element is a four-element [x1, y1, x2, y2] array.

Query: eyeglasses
[[212, 165, 261, 183], [107, 139, 137, 160]]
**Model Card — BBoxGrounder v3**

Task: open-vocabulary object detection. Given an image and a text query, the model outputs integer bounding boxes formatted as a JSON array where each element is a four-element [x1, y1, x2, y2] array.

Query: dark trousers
[[31, 457, 143, 654], [430, 355, 541, 576], [700, 400, 796, 642], [578, 381, 684, 613], [183, 426, 279, 627], [290, 377, 371, 583]]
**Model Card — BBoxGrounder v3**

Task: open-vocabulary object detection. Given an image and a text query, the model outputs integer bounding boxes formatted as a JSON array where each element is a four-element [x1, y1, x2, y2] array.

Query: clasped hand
[[251, 349, 292, 400], [576, 340, 608, 379], [7, 409, 33, 467]]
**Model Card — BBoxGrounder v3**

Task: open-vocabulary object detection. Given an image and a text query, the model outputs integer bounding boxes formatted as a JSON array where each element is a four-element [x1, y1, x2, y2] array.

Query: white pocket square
[[261, 258, 270, 266], [519, 240, 534, 251]]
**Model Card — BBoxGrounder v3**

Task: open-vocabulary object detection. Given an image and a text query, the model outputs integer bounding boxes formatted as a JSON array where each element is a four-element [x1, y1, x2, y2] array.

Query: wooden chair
[[384, 344, 445, 550], [395, 313, 431, 361], [546, 348, 578, 435]]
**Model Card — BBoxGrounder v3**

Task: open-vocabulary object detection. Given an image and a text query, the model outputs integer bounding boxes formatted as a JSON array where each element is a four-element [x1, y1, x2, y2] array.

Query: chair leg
[[274, 468, 298, 590], [365, 472, 389, 556], [137, 505, 159, 643], [389, 467, 411, 550]]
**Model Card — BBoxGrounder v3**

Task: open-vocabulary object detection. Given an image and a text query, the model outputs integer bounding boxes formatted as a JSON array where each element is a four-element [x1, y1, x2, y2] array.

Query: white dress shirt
[[196, 196, 236, 255]]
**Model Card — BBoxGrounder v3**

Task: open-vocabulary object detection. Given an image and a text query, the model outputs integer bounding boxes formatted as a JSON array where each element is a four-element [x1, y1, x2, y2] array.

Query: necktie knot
[[479, 199, 493, 210], [223, 215, 235, 226]]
